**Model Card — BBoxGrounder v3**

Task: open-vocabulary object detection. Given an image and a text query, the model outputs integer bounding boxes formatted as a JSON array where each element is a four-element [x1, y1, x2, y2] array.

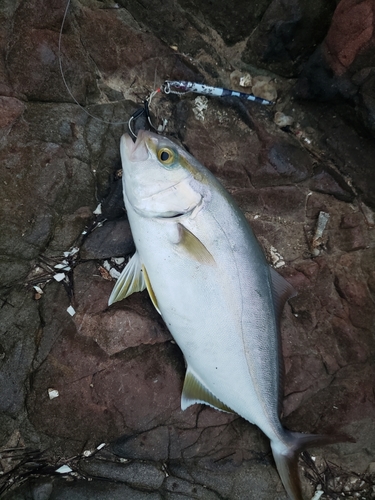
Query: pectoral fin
[[142, 264, 161, 314], [177, 223, 215, 266], [108, 252, 145, 305], [181, 365, 233, 413]]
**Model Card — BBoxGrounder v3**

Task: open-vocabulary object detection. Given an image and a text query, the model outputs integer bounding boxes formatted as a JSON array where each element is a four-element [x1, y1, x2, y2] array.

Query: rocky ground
[[0, 0, 375, 498]]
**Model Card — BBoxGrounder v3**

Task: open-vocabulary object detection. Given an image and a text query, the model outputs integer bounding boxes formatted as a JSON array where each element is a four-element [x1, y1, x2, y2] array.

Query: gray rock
[[2, 478, 162, 500], [79, 459, 165, 490], [163, 476, 220, 499], [111, 427, 170, 462], [242, 0, 337, 77], [0, 288, 40, 416], [80, 218, 134, 260]]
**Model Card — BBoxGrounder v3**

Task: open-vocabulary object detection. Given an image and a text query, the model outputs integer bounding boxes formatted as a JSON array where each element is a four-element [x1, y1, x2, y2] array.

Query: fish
[[109, 129, 346, 500]]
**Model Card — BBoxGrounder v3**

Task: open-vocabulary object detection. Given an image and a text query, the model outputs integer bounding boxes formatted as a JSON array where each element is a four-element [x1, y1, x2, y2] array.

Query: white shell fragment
[[33, 285, 43, 294], [270, 246, 285, 268], [48, 388, 59, 400], [311, 211, 330, 256], [239, 73, 252, 88], [311, 490, 324, 500], [193, 96, 208, 121], [53, 273, 66, 282], [93, 203, 102, 215], [109, 268, 121, 279], [103, 260, 111, 271], [56, 465, 72, 474], [83, 450, 92, 457], [67, 305, 76, 317], [157, 118, 168, 132], [54, 262, 71, 271], [64, 247, 79, 258], [113, 257, 125, 265]]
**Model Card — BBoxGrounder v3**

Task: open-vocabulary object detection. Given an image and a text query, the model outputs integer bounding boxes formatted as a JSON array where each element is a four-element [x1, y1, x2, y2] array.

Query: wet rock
[[296, 0, 375, 134], [0, 258, 31, 288], [163, 476, 220, 499], [78, 4, 199, 93], [100, 178, 126, 220], [309, 168, 354, 202], [48, 206, 93, 253], [26, 336, 187, 456], [33, 281, 73, 368], [0, 97, 24, 130], [323, 0, 375, 77], [79, 460, 165, 490], [111, 427, 170, 461], [2, 477, 162, 500], [72, 261, 171, 355], [8, 3, 98, 103], [253, 138, 313, 187], [178, 0, 272, 45], [0, 288, 40, 416], [167, 458, 290, 500], [80, 218, 134, 260], [242, 0, 337, 77]]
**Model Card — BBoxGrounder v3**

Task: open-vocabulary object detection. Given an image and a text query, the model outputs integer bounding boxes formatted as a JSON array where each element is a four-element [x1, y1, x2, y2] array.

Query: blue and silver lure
[[162, 80, 274, 105]]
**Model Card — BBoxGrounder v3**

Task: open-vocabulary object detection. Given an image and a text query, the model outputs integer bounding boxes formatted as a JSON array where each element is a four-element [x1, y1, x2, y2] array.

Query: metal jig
[[162, 80, 274, 106]]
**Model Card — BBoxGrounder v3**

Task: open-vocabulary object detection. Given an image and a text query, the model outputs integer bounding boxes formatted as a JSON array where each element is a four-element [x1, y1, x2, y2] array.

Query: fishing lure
[[162, 80, 274, 105], [128, 76, 275, 138]]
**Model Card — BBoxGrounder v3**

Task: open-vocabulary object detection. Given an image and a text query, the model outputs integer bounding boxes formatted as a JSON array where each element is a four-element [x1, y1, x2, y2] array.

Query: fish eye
[[157, 147, 175, 166]]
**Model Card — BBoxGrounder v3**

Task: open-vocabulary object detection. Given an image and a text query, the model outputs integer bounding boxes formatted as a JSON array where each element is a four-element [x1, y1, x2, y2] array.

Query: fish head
[[120, 130, 208, 218]]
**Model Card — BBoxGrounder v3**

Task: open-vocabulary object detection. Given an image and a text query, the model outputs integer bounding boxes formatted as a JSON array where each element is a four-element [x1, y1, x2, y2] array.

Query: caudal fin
[[271, 431, 354, 500]]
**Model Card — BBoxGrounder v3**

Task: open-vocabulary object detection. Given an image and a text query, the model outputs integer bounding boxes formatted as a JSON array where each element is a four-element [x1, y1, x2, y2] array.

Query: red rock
[[335, 275, 375, 329], [75, 306, 171, 356], [323, 0, 375, 75], [72, 262, 171, 355], [8, 27, 95, 102]]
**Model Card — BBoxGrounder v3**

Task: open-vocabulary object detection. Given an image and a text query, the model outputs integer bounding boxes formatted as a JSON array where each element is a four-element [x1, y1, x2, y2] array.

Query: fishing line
[[58, 0, 129, 125], [59, 1, 273, 134]]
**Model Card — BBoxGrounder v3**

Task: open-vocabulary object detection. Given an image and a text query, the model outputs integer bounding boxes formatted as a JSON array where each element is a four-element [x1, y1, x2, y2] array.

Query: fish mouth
[[120, 130, 151, 163]]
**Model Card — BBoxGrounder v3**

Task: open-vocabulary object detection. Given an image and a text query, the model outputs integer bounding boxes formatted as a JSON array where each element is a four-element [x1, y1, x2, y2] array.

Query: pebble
[[274, 111, 294, 128], [252, 76, 277, 102]]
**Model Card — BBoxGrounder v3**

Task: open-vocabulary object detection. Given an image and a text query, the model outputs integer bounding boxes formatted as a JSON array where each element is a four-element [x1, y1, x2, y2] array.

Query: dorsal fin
[[269, 266, 297, 322], [181, 365, 233, 413], [108, 251, 145, 305], [177, 223, 215, 266]]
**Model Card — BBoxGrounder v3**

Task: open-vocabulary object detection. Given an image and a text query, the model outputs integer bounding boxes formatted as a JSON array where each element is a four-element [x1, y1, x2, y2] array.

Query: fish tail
[[271, 430, 354, 500]]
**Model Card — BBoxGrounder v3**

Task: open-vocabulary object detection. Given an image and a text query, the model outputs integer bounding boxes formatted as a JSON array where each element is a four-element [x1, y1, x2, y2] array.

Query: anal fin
[[181, 365, 233, 413], [108, 251, 145, 305], [142, 264, 161, 314]]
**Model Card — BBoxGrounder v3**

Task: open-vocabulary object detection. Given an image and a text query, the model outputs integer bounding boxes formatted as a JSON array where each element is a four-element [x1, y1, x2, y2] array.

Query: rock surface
[[1, 0, 375, 499]]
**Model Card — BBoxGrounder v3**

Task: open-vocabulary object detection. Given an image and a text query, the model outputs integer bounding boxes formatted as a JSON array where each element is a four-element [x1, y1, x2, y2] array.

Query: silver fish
[[109, 130, 344, 499]]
